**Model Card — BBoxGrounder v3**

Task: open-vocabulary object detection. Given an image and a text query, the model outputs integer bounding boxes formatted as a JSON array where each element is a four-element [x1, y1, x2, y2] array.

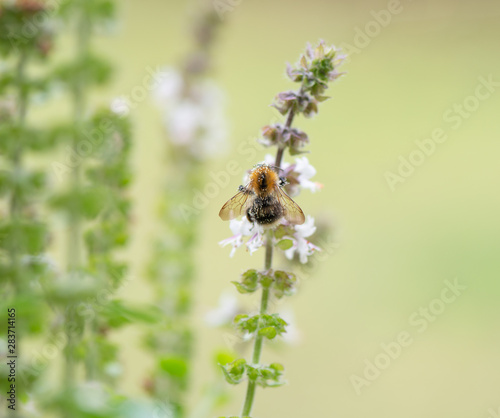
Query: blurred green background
[[86, 0, 500, 416]]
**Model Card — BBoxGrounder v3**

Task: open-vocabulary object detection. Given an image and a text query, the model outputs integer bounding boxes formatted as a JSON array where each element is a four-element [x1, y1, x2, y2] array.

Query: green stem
[[63, 6, 91, 395], [66, 10, 90, 271], [241, 231, 273, 417], [10, 50, 29, 294], [275, 95, 299, 168], [242, 97, 295, 413]]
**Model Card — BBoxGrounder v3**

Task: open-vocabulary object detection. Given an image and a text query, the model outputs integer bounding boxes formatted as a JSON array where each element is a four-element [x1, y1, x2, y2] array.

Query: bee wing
[[275, 186, 305, 225], [219, 188, 252, 221]]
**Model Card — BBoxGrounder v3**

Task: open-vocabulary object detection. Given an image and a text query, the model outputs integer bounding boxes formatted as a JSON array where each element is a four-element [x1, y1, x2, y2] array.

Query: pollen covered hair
[[248, 165, 280, 196]]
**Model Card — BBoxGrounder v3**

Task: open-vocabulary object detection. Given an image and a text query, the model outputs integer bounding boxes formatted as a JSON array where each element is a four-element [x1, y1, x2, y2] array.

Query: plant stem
[[63, 6, 90, 395], [242, 97, 297, 415], [275, 96, 299, 168], [241, 230, 273, 417], [10, 50, 28, 294], [66, 9, 89, 272]]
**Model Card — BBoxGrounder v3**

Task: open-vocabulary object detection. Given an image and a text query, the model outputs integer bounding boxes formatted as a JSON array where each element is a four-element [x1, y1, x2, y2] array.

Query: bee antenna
[[253, 162, 283, 172], [267, 164, 284, 172]]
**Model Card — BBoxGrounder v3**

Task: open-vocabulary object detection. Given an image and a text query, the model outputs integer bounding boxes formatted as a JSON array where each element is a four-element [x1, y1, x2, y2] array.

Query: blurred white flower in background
[[153, 67, 183, 105], [284, 215, 321, 263], [280, 308, 301, 345], [19, 396, 39, 416], [153, 67, 227, 158], [74, 381, 109, 413], [110, 96, 130, 116], [205, 292, 239, 327]]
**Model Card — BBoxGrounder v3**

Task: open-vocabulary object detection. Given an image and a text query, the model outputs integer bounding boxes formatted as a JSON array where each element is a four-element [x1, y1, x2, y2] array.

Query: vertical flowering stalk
[[0, 0, 58, 405], [53, 0, 108, 391], [146, 2, 226, 417], [219, 41, 345, 417], [44, 1, 143, 414]]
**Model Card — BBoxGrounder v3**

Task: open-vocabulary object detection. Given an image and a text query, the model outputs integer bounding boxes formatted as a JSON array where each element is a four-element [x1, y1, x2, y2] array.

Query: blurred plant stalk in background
[[146, 1, 228, 417], [0, 1, 58, 411], [1, 1, 157, 416]]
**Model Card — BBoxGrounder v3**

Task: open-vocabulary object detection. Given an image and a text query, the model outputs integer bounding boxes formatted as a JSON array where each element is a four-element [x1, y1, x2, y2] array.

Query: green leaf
[[234, 314, 259, 334], [288, 147, 310, 156], [276, 239, 293, 250], [101, 300, 161, 328], [232, 269, 259, 293], [220, 358, 246, 385], [0, 221, 47, 254], [258, 272, 273, 288], [214, 349, 237, 367], [273, 270, 297, 299], [159, 356, 188, 379], [235, 314, 287, 339], [258, 326, 277, 339], [256, 363, 286, 388]]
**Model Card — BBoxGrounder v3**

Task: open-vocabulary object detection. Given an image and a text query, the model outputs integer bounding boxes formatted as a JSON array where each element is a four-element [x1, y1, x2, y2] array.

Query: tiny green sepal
[[220, 358, 247, 385], [258, 326, 277, 339], [272, 270, 297, 299], [232, 269, 259, 293], [258, 272, 274, 288], [246, 363, 286, 388], [235, 313, 287, 339]]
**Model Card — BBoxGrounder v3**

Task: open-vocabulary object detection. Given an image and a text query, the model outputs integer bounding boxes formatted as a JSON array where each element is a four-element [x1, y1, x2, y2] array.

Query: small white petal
[[205, 292, 239, 327], [280, 308, 301, 345], [110, 97, 130, 116], [294, 157, 320, 192], [153, 67, 183, 106]]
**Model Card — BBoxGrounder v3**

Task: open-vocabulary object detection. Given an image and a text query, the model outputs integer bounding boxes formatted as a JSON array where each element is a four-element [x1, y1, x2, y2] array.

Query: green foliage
[[101, 300, 161, 327], [220, 359, 286, 388], [214, 349, 237, 367], [232, 268, 297, 299], [231, 269, 259, 293], [276, 238, 294, 250], [234, 313, 288, 340], [0, 0, 142, 415], [0, 1, 54, 58], [220, 358, 247, 385], [159, 356, 189, 380], [272, 270, 297, 299], [54, 53, 113, 87], [247, 363, 285, 388]]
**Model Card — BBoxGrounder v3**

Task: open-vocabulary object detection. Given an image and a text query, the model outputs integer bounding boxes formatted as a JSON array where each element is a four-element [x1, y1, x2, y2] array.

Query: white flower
[[75, 381, 108, 412], [205, 292, 239, 327], [284, 215, 321, 264], [110, 97, 130, 116], [154, 68, 228, 158], [153, 67, 183, 106], [294, 156, 322, 192], [192, 81, 228, 157], [20, 396, 39, 416], [166, 100, 203, 145], [104, 362, 123, 378], [219, 218, 264, 257], [280, 308, 301, 345], [246, 229, 265, 255]]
